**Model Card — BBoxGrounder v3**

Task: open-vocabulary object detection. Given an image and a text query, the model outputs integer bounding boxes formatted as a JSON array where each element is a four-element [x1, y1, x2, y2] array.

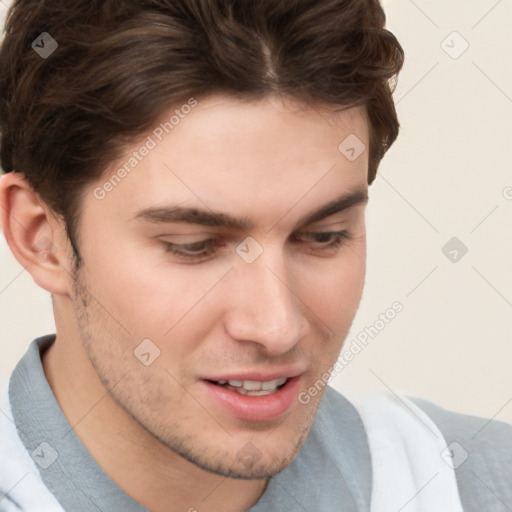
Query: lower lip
[[201, 376, 301, 422]]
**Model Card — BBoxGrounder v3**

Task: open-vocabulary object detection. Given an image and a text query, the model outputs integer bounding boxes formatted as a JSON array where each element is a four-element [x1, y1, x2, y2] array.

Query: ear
[[0, 172, 74, 295]]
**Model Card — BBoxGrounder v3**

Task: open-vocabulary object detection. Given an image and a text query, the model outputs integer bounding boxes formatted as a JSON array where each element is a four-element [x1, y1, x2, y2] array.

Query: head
[[0, 0, 403, 479]]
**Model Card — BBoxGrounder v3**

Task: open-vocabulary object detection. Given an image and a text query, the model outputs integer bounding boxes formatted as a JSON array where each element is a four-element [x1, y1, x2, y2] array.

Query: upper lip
[[203, 367, 306, 382]]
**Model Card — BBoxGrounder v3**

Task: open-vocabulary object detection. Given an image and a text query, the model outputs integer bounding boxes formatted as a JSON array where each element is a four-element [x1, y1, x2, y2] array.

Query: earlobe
[[0, 172, 73, 295]]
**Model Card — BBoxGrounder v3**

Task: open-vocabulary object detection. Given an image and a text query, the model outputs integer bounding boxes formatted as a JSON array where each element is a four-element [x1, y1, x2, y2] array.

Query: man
[[0, 0, 510, 511]]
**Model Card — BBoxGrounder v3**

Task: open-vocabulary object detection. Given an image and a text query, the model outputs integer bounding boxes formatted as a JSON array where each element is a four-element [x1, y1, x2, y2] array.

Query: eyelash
[[162, 231, 352, 261]]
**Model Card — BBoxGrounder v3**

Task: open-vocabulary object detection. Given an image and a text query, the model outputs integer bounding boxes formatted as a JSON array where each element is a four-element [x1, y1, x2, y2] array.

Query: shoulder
[[346, 388, 512, 511], [0, 376, 67, 512], [411, 395, 512, 460], [411, 396, 512, 511]]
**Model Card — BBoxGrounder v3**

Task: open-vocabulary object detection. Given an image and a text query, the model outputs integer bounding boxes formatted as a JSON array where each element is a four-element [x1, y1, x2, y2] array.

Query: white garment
[[0, 382, 65, 512], [351, 389, 464, 512]]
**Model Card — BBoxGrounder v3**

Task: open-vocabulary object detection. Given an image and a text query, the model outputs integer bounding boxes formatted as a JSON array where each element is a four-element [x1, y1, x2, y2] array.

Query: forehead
[[87, 93, 369, 228], [164, 92, 369, 162]]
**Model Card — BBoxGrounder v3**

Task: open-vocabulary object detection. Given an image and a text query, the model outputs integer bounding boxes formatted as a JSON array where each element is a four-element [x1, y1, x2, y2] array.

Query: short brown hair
[[0, 0, 403, 263]]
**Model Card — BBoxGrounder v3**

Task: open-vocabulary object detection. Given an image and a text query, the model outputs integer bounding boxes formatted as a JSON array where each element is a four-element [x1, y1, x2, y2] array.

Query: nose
[[224, 250, 310, 356]]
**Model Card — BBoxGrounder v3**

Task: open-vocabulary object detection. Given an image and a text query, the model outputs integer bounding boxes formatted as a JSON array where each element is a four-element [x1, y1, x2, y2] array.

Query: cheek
[[301, 246, 366, 327], [81, 242, 227, 347], [78, 240, 168, 331], [300, 254, 366, 379]]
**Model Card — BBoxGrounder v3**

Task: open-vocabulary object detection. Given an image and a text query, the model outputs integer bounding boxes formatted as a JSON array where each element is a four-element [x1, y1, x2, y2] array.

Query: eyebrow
[[132, 189, 368, 231]]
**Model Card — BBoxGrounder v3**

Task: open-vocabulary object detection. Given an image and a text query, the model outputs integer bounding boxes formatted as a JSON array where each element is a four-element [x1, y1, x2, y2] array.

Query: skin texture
[[0, 93, 369, 512]]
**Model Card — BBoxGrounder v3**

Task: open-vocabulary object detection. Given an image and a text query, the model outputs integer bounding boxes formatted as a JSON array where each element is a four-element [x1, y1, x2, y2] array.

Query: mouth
[[200, 373, 303, 422], [207, 377, 288, 396]]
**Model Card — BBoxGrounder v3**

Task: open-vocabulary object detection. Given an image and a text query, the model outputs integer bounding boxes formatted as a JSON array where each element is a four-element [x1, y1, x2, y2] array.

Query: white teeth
[[262, 377, 287, 390], [243, 380, 262, 391], [221, 378, 288, 393]]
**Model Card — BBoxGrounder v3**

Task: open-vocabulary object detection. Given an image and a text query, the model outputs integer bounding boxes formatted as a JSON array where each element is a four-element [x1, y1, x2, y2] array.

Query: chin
[[187, 449, 299, 480], [155, 426, 309, 480]]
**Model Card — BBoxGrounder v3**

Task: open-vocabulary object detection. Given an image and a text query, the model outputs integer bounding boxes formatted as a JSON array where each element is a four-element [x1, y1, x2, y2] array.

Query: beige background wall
[[1, 0, 511, 423]]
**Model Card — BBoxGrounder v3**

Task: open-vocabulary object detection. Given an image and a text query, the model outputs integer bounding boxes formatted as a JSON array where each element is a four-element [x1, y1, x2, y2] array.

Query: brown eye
[[291, 230, 351, 248], [163, 239, 216, 260]]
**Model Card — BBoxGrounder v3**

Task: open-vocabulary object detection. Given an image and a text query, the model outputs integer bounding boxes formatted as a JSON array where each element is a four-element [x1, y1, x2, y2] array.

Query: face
[[68, 93, 369, 479]]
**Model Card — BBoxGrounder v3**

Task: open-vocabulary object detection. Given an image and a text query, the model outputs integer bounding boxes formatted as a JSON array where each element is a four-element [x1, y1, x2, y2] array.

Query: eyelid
[[158, 232, 216, 241], [161, 229, 352, 263], [292, 229, 350, 241], [300, 216, 352, 231], [160, 229, 346, 243]]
